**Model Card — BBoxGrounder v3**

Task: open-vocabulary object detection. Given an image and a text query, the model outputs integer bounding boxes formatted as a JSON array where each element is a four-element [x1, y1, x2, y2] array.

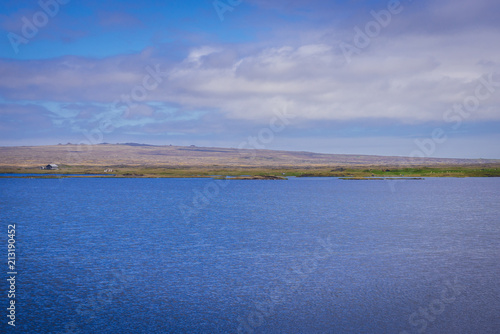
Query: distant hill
[[0, 144, 498, 168], [119, 142, 156, 147]]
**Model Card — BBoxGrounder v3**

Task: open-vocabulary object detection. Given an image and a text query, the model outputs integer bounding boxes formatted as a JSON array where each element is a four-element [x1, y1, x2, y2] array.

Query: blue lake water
[[1, 177, 499, 333]]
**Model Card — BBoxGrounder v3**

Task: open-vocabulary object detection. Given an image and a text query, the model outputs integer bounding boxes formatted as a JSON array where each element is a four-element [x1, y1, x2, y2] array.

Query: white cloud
[[1, 1, 499, 128], [148, 31, 500, 123]]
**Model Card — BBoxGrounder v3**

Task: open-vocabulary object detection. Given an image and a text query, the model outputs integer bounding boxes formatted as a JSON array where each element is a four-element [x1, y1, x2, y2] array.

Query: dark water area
[[1, 177, 499, 333]]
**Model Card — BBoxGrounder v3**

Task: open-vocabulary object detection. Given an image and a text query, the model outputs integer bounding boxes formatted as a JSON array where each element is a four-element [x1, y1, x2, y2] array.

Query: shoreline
[[0, 168, 498, 179]]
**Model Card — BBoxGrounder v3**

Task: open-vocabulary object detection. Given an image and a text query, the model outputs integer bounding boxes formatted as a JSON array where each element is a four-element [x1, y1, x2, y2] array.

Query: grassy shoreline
[[1, 165, 499, 178]]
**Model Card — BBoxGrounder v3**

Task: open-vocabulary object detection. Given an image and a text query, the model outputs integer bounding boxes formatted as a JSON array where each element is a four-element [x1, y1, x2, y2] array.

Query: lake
[[1, 177, 499, 333]]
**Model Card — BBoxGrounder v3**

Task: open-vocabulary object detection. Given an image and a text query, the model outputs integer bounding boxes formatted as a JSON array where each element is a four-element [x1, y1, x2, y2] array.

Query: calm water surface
[[1, 177, 499, 333]]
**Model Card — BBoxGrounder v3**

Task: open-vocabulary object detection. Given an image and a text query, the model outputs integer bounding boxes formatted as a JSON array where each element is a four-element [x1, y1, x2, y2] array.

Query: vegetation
[[0, 165, 499, 178], [0, 144, 499, 178]]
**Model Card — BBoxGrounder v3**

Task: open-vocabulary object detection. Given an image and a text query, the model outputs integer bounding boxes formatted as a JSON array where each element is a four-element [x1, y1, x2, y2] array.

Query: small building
[[45, 164, 59, 170]]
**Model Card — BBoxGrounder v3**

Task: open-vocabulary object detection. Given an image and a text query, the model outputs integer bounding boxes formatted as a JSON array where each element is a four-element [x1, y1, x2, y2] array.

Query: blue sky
[[1, 0, 499, 158]]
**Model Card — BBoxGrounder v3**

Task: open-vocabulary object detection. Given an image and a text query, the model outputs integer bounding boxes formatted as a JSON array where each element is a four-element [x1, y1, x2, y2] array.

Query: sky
[[0, 0, 499, 158]]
